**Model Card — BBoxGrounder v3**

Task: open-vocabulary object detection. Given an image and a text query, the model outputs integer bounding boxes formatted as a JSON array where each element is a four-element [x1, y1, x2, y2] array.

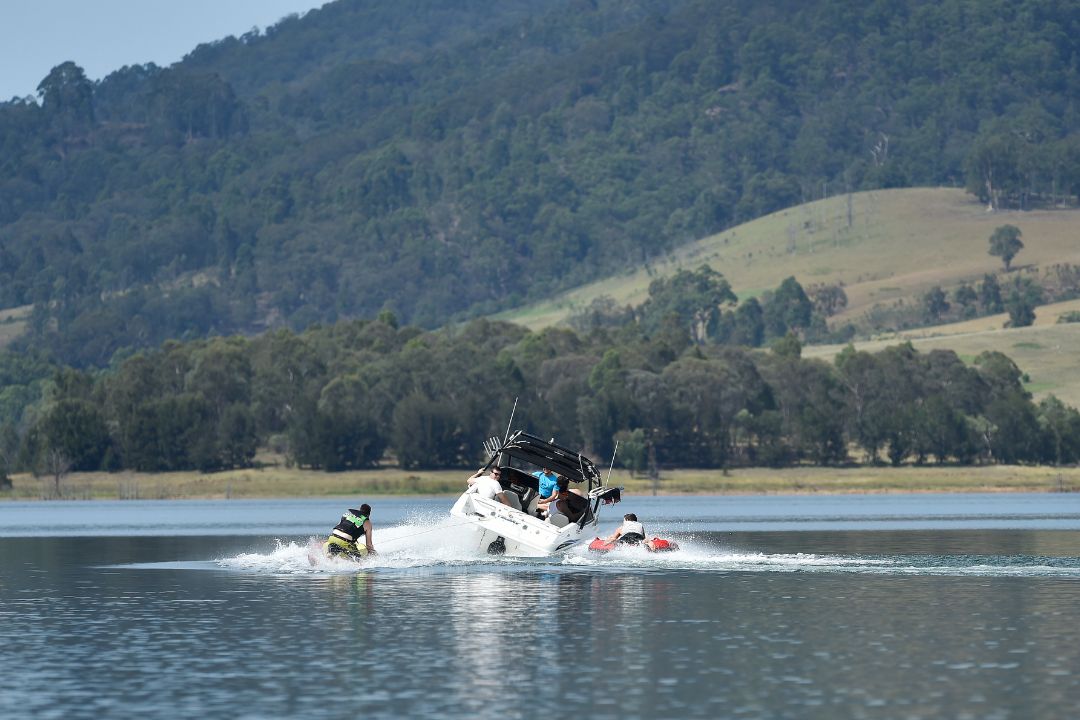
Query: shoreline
[[4, 464, 1079, 501]]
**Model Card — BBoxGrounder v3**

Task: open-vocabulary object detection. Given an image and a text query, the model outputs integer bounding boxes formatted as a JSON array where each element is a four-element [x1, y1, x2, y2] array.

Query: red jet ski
[[588, 536, 679, 553]]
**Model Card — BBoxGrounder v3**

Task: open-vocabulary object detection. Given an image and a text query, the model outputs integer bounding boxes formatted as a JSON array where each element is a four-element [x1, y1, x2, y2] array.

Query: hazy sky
[[0, 0, 329, 100]]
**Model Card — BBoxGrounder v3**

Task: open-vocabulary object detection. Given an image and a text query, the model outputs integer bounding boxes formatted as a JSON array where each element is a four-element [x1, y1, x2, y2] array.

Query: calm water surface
[[2, 494, 1079, 719]]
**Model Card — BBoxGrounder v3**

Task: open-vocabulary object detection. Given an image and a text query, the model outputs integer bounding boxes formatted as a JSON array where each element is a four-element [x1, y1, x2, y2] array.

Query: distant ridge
[[1, 0, 1079, 366]]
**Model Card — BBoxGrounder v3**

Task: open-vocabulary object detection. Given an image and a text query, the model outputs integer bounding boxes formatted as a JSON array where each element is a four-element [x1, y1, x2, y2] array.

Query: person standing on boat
[[324, 504, 376, 560], [605, 513, 647, 546], [533, 466, 559, 503]]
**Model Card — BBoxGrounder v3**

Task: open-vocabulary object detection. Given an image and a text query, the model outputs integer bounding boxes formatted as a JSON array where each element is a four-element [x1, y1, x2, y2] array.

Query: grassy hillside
[[0, 306, 29, 349], [503, 186, 1080, 407], [804, 302, 1080, 407], [501, 187, 1080, 329]]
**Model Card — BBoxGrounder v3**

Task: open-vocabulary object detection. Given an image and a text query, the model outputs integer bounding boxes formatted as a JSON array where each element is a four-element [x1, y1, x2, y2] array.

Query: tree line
[[4, 270, 1078, 484]]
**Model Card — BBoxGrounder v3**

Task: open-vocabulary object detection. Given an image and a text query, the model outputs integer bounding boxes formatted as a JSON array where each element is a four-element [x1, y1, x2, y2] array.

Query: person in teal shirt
[[533, 467, 558, 502]]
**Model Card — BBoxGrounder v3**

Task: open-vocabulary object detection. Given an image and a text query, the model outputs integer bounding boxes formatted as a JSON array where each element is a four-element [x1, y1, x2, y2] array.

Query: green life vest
[[331, 510, 369, 543]]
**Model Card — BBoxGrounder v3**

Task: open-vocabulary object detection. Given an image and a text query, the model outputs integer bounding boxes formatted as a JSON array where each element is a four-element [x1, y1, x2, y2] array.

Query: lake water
[[2, 493, 1080, 719]]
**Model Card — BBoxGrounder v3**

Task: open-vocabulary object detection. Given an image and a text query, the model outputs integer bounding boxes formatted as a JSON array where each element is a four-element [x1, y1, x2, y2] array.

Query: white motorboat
[[450, 430, 621, 557]]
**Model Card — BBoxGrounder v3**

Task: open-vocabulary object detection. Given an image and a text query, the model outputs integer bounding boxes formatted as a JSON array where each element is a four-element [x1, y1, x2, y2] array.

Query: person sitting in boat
[[605, 513, 647, 546], [563, 486, 589, 523], [324, 503, 376, 560], [538, 475, 589, 524], [537, 475, 569, 518], [466, 466, 513, 506]]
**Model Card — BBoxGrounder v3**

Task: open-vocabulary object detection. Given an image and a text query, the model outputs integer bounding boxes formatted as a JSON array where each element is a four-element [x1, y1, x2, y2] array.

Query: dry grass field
[[803, 306, 1080, 407], [2, 466, 469, 501], [6, 463, 1080, 501]]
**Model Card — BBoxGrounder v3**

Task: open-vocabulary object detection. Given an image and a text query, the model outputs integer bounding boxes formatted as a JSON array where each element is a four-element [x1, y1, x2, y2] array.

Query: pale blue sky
[[0, 0, 329, 100]]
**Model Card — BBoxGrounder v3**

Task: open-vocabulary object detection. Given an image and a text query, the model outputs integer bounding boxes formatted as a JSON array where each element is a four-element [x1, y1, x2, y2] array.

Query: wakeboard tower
[[449, 430, 622, 557]]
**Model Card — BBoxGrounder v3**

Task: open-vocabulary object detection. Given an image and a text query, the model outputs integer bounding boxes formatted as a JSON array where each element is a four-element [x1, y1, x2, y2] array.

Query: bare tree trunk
[[648, 443, 659, 496], [43, 449, 72, 499]]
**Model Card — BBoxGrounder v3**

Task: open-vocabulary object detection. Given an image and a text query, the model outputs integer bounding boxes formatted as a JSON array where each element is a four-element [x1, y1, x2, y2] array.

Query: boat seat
[[547, 512, 570, 528], [502, 491, 522, 511], [563, 492, 589, 523], [503, 469, 538, 513], [502, 486, 532, 513]]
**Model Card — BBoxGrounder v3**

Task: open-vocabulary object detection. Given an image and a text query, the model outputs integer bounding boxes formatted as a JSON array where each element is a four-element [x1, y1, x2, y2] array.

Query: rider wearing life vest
[[591, 511, 678, 553], [605, 513, 646, 545], [324, 503, 376, 560]]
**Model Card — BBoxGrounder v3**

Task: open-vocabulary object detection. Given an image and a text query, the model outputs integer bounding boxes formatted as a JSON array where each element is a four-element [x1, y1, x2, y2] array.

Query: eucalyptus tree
[[1036, 396, 1080, 466], [639, 265, 737, 344], [1003, 276, 1042, 328], [972, 277, 1001, 318], [288, 374, 384, 471], [923, 286, 950, 321], [836, 346, 889, 462], [36, 61, 94, 132], [953, 284, 978, 318], [762, 277, 813, 340], [731, 298, 765, 347], [578, 349, 635, 461], [249, 329, 328, 436], [30, 398, 110, 475], [988, 225, 1024, 272], [661, 353, 762, 467]]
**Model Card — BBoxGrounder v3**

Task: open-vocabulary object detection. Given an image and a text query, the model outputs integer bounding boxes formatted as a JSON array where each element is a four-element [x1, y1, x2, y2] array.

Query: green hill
[[503, 186, 1080, 406], [500, 187, 1080, 327], [1, 0, 1079, 367], [804, 299, 1080, 408]]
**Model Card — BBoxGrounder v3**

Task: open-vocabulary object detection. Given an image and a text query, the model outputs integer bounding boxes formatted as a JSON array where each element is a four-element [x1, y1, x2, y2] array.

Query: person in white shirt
[[466, 466, 513, 505], [605, 513, 647, 546]]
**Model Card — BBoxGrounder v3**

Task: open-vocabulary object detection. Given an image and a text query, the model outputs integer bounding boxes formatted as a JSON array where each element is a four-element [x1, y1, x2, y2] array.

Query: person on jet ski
[[324, 503, 376, 560], [605, 513, 648, 546]]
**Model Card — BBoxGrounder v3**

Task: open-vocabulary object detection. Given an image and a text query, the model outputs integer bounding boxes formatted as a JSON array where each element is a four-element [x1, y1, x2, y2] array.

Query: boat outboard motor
[[487, 536, 507, 555]]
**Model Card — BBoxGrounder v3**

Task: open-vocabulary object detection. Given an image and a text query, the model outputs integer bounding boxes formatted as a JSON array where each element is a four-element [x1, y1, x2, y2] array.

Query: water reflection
[[448, 573, 518, 710], [3, 529, 1080, 719]]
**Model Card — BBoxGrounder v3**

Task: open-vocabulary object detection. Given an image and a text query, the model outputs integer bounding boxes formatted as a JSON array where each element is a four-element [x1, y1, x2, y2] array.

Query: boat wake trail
[[216, 526, 1080, 578], [563, 536, 1080, 577], [216, 512, 516, 574]]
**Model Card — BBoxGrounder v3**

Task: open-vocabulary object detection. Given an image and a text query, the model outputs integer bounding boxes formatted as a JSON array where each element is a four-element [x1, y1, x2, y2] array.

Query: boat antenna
[[503, 396, 518, 444], [606, 440, 619, 485]]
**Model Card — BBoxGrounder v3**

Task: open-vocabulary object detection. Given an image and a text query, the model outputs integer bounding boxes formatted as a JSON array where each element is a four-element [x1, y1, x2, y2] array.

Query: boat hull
[[450, 492, 595, 557]]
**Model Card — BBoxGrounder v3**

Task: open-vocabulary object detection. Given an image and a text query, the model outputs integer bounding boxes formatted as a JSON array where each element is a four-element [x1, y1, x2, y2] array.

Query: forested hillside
[[2, 0, 1079, 370]]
